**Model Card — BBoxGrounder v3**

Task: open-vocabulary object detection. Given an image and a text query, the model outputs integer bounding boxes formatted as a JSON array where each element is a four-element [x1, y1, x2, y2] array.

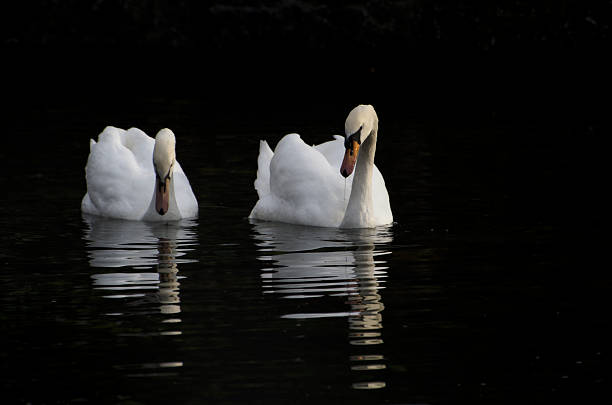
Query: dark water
[[2, 83, 609, 404]]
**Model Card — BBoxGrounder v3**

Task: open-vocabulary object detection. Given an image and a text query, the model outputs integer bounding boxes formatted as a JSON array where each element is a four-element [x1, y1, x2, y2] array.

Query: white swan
[[81, 126, 198, 221], [249, 105, 392, 228]]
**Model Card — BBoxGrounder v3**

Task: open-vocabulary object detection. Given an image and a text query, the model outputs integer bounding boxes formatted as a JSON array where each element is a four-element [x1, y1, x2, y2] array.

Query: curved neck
[[341, 129, 377, 228]]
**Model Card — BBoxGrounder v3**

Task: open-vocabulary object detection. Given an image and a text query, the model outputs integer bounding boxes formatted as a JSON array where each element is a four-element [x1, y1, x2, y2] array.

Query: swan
[[249, 104, 392, 228], [81, 126, 198, 221]]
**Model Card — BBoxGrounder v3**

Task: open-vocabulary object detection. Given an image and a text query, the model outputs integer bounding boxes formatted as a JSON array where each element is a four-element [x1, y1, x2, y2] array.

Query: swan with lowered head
[[249, 104, 392, 228], [81, 126, 198, 221]]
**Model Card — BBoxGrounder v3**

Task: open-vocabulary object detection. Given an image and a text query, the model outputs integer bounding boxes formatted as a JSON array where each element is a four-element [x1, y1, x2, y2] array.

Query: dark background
[[4, 0, 609, 232], [4, 0, 611, 113]]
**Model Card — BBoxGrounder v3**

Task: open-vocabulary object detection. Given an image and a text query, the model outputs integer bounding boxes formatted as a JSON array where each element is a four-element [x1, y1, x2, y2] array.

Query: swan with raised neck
[[248, 104, 391, 228], [340, 104, 379, 228]]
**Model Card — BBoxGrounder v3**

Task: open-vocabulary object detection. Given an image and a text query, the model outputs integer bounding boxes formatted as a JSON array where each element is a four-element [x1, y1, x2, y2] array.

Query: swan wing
[[173, 161, 199, 218], [314, 135, 345, 170], [82, 126, 154, 220], [250, 134, 347, 227], [253, 140, 273, 198]]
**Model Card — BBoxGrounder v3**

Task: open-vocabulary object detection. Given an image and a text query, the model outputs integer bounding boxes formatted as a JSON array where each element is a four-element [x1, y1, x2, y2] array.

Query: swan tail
[[254, 140, 273, 198]]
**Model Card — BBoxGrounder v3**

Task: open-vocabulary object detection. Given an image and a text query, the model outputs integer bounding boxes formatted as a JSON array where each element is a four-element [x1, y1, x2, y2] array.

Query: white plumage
[[249, 105, 392, 228], [81, 126, 198, 221]]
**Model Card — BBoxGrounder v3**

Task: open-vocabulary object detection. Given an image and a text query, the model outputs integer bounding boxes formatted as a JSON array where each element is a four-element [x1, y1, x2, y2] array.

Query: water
[[2, 90, 609, 404]]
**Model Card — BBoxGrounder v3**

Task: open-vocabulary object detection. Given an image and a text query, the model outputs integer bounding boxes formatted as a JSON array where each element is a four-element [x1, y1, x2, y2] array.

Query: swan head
[[153, 128, 176, 215], [340, 105, 378, 178]]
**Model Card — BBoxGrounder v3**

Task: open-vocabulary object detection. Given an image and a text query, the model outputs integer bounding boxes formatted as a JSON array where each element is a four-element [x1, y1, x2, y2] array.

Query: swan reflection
[[83, 215, 197, 318], [250, 220, 393, 389]]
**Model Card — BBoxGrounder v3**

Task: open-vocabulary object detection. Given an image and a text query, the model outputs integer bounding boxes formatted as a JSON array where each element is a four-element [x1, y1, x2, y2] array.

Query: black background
[[5, 0, 609, 233], [4, 1, 610, 116]]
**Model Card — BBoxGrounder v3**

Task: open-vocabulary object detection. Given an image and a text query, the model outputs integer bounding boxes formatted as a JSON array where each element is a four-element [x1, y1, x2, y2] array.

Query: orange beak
[[340, 139, 360, 178], [155, 175, 170, 215]]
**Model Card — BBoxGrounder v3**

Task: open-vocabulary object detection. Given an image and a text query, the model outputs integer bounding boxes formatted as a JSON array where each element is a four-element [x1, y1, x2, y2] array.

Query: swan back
[[270, 134, 341, 209], [83, 127, 154, 219]]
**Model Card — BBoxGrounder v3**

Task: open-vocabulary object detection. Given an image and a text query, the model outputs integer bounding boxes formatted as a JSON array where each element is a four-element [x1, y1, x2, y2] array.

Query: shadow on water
[[250, 220, 393, 391]]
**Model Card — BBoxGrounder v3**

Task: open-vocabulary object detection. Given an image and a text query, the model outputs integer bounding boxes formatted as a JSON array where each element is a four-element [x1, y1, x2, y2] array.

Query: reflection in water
[[251, 220, 393, 390], [82, 215, 198, 373], [84, 215, 197, 317]]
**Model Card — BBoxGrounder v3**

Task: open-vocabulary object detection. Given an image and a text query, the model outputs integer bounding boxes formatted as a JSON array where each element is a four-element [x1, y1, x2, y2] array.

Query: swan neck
[[341, 129, 377, 228], [359, 128, 377, 166]]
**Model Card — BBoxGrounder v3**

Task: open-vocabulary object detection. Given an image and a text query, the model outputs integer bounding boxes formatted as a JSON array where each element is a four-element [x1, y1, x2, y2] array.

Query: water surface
[[2, 95, 608, 404]]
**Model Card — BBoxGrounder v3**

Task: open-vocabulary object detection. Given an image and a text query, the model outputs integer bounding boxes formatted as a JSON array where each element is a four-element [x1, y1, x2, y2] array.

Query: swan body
[[81, 126, 198, 221], [249, 105, 392, 228]]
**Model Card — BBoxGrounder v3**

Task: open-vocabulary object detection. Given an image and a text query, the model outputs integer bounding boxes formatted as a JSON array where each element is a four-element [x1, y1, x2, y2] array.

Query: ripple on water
[[83, 215, 198, 319]]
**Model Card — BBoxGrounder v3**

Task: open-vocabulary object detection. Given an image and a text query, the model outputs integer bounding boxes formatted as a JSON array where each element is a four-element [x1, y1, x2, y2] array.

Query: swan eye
[[167, 162, 175, 180], [345, 126, 363, 149]]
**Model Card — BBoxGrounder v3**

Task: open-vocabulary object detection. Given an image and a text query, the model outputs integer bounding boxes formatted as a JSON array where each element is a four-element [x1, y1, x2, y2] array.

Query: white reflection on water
[[250, 220, 393, 390], [83, 215, 198, 318]]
